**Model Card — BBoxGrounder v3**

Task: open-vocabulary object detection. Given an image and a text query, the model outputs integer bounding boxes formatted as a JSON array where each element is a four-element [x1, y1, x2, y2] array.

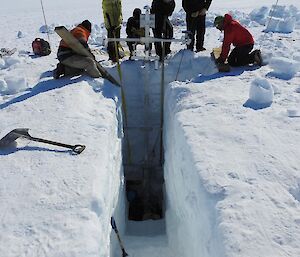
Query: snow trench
[[164, 83, 225, 257], [109, 51, 225, 257]]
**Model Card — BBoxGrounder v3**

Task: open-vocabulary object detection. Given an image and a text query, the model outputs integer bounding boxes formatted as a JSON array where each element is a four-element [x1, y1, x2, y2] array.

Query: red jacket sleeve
[[220, 30, 233, 61]]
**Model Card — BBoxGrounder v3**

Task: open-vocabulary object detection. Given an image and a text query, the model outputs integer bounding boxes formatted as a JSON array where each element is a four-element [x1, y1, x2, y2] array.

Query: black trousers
[[186, 13, 206, 51], [227, 44, 255, 66], [107, 27, 121, 61], [153, 18, 173, 58], [127, 34, 152, 53]]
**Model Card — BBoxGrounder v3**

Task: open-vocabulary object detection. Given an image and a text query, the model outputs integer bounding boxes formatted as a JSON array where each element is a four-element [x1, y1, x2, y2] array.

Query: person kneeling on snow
[[54, 20, 101, 79], [214, 14, 262, 67], [126, 8, 152, 59]]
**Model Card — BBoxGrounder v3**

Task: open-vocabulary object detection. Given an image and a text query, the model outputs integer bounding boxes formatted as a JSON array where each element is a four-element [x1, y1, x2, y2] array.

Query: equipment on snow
[[211, 47, 231, 72], [32, 38, 51, 56], [105, 6, 191, 63], [111, 217, 129, 257], [0, 128, 85, 154], [0, 48, 17, 58], [54, 26, 121, 87]]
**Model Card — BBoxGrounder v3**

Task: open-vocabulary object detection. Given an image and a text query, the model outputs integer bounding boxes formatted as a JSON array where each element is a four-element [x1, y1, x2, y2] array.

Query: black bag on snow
[[32, 38, 51, 56]]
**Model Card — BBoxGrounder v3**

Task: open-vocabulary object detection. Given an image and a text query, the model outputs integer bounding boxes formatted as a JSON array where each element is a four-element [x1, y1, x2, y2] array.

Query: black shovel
[[0, 128, 85, 154]]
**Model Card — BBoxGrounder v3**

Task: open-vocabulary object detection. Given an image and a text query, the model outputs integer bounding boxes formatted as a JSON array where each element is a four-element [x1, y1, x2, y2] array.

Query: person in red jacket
[[214, 14, 262, 67]]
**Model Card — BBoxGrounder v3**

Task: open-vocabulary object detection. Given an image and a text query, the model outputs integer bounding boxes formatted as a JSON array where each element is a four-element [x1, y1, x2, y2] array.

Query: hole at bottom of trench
[[125, 166, 165, 221]]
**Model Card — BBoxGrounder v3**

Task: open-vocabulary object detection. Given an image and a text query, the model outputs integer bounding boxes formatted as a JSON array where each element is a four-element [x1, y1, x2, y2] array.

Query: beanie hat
[[214, 16, 224, 27], [133, 8, 141, 19], [81, 20, 92, 32]]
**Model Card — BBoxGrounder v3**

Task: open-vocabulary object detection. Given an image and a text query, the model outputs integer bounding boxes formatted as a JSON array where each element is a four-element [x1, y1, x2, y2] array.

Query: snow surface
[[1, 1, 300, 257]]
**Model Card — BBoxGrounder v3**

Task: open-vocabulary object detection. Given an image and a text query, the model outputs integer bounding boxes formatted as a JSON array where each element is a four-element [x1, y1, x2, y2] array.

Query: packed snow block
[[4, 76, 28, 94], [39, 24, 55, 34], [265, 17, 296, 33], [249, 6, 269, 25], [0, 78, 8, 92], [4, 56, 21, 67], [271, 5, 288, 19], [211, 47, 230, 72], [269, 57, 300, 80], [287, 109, 300, 118], [249, 78, 274, 103], [244, 78, 273, 110], [0, 58, 5, 69], [264, 5, 298, 33]]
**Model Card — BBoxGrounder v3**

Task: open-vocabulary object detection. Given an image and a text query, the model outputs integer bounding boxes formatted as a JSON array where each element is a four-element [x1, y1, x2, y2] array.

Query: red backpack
[[32, 38, 51, 56]]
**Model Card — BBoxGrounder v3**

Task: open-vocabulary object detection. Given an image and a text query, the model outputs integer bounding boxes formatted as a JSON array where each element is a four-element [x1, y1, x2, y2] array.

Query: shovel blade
[[0, 128, 29, 148]]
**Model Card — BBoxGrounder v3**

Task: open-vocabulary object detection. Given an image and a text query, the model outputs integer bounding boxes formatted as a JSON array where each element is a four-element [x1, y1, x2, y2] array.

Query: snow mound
[[17, 30, 24, 38], [39, 24, 56, 34], [269, 57, 300, 80], [1, 76, 28, 95]]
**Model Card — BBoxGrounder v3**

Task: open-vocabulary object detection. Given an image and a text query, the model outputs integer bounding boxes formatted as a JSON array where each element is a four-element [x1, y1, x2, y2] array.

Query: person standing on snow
[[151, 0, 175, 60], [102, 0, 123, 62], [182, 0, 212, 52], [54, 20, 101, 79], [214, 14, 262, 66]]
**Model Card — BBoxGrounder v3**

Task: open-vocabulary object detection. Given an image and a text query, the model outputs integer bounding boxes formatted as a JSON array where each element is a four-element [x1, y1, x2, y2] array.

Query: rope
[[175, 49, 185, 81], [106, 12, 132, 164], [40, 0, 51, 43], [159, 42, 165, 165]]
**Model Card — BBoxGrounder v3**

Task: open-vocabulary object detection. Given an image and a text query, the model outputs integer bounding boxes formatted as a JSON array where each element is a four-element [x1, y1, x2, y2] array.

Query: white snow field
[[1, 0, 300, 257]]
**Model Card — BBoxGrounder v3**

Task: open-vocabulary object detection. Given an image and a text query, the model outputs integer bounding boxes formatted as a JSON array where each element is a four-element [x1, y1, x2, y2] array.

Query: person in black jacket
[[182, 0, 212, 52], [126, 8, 152, 58], [151, 0, 175, 60]]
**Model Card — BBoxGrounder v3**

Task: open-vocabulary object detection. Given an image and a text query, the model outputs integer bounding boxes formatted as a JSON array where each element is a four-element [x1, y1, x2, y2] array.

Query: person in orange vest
[[54, 20, 101, 79], [214, 14, 262, 66]]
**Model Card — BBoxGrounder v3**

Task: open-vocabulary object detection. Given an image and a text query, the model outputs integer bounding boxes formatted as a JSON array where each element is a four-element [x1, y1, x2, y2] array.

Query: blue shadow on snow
[[193, 65, 259, 83], [0, 145, 70, 156], [243, 99, 272, 110], [0, 76, 84, 110]]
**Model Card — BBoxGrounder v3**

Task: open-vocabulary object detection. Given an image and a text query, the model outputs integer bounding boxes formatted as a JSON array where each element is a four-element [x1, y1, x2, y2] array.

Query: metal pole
[[40, 0, 51, 43]]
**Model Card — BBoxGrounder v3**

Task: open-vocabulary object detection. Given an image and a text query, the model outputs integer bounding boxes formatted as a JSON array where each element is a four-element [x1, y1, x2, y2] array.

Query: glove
[[191, 11, 199, 18], [216, 57, 224, 64], [199, 8, 207, 16], [131, 27, 138, 34]]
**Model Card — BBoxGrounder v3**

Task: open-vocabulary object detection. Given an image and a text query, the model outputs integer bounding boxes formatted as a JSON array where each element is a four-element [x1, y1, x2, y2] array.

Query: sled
[[54, 26, 120, 87], [211, 47, 231, 72], [0, 128, 85, 154]]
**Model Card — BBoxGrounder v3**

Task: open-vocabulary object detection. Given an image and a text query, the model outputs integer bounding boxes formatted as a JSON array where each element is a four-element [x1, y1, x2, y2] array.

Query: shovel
[[0, 128, 85, 154]]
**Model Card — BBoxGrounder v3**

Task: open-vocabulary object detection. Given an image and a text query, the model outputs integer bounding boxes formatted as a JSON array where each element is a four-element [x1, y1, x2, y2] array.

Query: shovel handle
[[29, 136, 86, 154], [72, 145, 86, 154]]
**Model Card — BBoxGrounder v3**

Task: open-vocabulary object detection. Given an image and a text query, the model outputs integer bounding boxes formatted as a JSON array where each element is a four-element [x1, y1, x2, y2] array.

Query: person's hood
[[224, 13, 233, 28]]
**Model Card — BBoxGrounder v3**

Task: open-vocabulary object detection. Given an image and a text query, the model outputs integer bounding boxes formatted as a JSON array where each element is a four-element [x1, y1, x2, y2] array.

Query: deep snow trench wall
[[164, 82, 225, 257], [114, 51, 225, 257]]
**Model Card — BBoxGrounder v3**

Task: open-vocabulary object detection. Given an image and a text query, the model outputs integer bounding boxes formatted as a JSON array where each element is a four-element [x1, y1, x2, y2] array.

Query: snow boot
[[53, 63, 65, 79], [254, 49, 263, 66]]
